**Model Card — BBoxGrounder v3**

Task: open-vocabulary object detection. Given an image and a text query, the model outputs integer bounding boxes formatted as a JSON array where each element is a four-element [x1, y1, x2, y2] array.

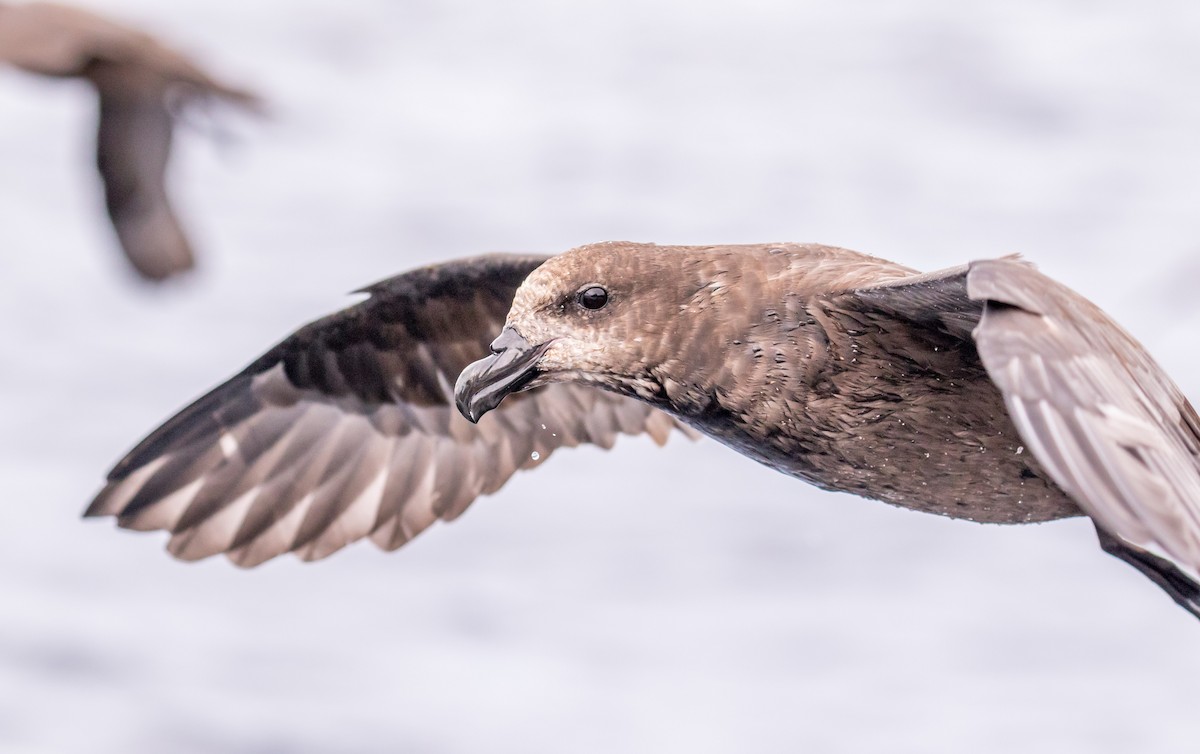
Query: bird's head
[[454, 241, 729, 422]]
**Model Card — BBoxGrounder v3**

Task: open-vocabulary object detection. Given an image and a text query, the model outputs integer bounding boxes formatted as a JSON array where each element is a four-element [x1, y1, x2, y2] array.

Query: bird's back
[[662, 249, 1081, 524]]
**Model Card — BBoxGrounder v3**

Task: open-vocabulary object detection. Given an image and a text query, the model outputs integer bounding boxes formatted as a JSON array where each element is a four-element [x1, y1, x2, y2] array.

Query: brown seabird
[[0, 1, 260, 280], [88, 243, 1200, 621]]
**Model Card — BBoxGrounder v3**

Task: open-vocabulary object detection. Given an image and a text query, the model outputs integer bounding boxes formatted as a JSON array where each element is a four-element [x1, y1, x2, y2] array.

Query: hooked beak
[[454, 327, 549, 423]]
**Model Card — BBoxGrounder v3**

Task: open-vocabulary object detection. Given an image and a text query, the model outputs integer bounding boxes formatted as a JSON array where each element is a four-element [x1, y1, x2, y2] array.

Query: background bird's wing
[[89, 52, 258, 281], [0, 2, 261, 104], [966, 258, 1200, 569], [94, 81, 193, 281], [88, 255, 684, 566], [80, 11, 259, 282], [0, 3, 122, 75]]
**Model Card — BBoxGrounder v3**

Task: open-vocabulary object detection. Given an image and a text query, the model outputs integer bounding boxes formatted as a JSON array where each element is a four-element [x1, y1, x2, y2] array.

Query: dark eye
[[577, 285, 609, 310]]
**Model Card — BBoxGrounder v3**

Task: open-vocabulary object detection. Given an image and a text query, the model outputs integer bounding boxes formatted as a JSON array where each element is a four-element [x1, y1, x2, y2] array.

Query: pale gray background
[[1, 1, 1199, 752]]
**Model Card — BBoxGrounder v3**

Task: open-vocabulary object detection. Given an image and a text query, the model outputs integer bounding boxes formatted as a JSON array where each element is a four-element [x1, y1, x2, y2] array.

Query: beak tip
[[453, 327, 544, 424], [453, 380, 481, 423]]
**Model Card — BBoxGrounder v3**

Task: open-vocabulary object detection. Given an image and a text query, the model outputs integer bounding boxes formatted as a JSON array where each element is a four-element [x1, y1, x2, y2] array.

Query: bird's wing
[[88, 255, 685, 566], [966, 258, 1200, 569], [0, 2, 120, 75], [839, 262, 980, 341], [93, 81, 194, 281], [0, 2, 260, 105], [844, 258, 1200, 568], [86, 42, 257, 281]]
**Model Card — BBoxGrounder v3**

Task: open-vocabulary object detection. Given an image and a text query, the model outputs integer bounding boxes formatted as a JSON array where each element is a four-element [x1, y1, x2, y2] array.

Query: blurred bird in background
[[0, 1, 260, 281]]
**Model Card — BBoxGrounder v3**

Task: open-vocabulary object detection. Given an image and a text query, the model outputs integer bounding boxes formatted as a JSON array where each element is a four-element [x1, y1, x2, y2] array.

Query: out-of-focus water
[[2, 1, 1199, 752]]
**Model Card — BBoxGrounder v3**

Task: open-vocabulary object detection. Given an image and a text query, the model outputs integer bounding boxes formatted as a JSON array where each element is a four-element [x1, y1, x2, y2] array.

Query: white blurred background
[[2, 1, 1200, 752]]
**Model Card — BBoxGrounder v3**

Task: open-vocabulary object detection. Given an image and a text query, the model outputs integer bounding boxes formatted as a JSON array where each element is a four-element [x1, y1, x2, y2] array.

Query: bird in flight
[[0, 1, 260, 281], [89, 242, 1200, 622]]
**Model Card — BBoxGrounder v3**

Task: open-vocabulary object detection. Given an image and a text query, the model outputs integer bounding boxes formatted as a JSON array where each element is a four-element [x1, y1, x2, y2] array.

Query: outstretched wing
[[967, 258, 1200, 569], [88, 255, 684, 566]]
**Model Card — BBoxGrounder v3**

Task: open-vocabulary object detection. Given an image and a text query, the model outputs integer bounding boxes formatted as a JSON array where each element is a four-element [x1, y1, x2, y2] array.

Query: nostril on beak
[[489, 327, 528, 354]]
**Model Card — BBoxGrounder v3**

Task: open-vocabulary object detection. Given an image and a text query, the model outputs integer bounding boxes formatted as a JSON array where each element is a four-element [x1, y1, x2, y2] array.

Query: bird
[[88, 242, 1200, 622], [0, 1, 260, 281]]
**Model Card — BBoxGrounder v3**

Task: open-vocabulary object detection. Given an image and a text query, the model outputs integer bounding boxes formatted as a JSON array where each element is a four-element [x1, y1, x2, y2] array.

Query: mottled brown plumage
[[457, 242, 1200, 619], [0, 2, 260, 280], [460, 244, 1076, 526], [90, 242, 1200, 620]]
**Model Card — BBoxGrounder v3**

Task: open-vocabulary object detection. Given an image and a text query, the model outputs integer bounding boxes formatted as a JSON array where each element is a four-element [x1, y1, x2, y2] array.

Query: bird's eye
[[577, 286, 609, 310]]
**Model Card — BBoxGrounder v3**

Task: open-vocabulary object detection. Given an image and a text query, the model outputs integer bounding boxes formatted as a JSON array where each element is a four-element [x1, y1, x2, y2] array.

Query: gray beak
[[454, 327, 548, 423]]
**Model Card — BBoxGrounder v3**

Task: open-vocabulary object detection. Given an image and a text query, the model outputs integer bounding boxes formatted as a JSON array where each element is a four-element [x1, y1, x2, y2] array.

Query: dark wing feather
[[967, 258, 1200, 568], [846, 263, 978, 340], [88, 255, 684, 566]]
